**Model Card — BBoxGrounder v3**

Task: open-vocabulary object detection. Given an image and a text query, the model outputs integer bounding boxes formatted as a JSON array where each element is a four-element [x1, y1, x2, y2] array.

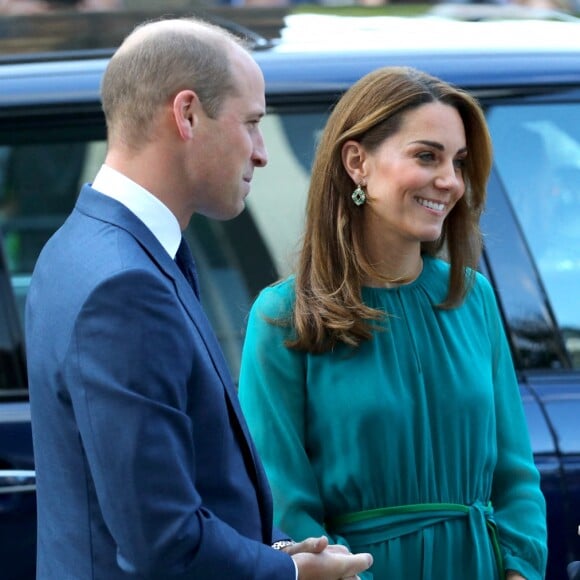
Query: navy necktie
[[175, 237, 200, 299]]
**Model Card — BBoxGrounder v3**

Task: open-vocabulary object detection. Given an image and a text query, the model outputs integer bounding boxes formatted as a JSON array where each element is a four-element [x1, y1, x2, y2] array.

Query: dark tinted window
[[0, 236, 26, 398]]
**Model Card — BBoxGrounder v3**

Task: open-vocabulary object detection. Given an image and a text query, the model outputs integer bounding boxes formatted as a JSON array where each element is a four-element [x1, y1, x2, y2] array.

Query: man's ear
[[173, 89, 199, 140], [342, 140, 367, 183]]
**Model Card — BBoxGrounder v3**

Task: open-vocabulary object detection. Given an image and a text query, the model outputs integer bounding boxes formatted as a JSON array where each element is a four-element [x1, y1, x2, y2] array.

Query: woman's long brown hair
[[284, 66, 493, 353]]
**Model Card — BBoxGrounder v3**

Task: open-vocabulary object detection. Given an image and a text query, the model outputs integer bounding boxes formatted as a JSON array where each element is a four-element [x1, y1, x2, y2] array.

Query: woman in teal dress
[[238, 66, 547, 579]]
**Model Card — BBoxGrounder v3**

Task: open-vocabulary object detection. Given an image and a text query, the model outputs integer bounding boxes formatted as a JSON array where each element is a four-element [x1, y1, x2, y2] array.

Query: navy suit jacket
[[26, 186, 295, 579]]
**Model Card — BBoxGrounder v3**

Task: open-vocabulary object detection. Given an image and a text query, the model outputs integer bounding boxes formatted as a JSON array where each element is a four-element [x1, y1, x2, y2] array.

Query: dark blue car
[[0, 8, 579, 579]]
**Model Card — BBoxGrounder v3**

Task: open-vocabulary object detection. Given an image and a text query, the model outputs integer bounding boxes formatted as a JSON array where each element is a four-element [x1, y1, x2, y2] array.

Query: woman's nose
[[435, 161, 463, 192]]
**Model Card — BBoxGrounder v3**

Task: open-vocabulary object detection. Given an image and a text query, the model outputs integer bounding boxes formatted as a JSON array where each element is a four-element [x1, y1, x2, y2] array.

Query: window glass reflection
[[487, 104, 580, 368], [0, 138, 257, 381]]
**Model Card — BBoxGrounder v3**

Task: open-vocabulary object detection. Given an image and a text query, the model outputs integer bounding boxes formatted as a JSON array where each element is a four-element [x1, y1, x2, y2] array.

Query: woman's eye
[[454, 157, 467, 170], [417, 151, 435, 162]]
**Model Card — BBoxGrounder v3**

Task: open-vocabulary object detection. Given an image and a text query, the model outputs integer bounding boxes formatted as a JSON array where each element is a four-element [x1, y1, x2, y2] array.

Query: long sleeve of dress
[[481, 278, 548, 579], [238, 282, 365, 558]]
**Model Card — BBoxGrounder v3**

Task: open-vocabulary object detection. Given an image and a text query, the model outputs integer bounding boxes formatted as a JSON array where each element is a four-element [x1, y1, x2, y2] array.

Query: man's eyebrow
[[249, 110, 266, 120]]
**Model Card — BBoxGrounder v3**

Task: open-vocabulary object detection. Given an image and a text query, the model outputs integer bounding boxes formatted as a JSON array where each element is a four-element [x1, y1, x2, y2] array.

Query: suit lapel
[[75, 186, 272, 532], [76, 186, 249, 416]]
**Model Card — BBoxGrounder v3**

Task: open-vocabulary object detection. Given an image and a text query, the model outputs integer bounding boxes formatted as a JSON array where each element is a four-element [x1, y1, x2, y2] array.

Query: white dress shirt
[[91, 164, 181, 259]]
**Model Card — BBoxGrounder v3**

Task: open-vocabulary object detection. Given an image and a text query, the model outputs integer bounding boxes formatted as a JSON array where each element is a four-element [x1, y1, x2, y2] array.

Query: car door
[[246, 91, 580, 579], [0, 233, 35, 580], [482, 91, 580, 580], [0, 71, 282, 578]]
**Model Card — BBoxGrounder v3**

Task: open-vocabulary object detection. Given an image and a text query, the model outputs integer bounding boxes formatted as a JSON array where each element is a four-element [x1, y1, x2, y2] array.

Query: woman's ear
[[341, 140, 366, 183], [172, 90, 199, 140]]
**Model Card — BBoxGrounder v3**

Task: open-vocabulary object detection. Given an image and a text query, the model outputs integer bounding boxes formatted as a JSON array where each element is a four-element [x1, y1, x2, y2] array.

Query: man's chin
[[207, 202, 246, 222]]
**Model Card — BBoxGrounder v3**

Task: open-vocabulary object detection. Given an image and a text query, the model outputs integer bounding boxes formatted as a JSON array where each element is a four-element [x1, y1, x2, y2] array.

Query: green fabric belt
[[326, 500, 504, 577]]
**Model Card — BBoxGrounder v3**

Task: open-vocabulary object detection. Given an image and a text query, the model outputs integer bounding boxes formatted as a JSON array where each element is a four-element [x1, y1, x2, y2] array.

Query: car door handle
[[0, 470, 36, 494]]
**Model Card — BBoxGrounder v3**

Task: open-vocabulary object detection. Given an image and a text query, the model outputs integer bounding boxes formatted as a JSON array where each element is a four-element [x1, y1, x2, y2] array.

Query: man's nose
[[253, 133, 268, 168]]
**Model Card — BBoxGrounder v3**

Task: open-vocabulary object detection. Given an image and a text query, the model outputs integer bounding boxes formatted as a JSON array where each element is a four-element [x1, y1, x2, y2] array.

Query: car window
[[487, 104, 580, 369], [245, 110, 327, 278], [0, 236, 26, 398], [0, 108, 329, 387], [2, 103, 579, 385], [0, 141, 91, 314], [0, 134, 275, 383], [252, 106, 580, 373]]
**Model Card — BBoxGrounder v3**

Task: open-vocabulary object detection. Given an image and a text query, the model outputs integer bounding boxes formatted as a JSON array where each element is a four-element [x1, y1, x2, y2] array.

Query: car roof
[[277, 13, 580, 52], [1, 14, 580, 110], [259, 15, 580, 95]]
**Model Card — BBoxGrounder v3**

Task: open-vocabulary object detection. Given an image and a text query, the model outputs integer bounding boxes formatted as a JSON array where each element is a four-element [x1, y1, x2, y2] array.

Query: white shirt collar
[[91, 164, 182, 259]]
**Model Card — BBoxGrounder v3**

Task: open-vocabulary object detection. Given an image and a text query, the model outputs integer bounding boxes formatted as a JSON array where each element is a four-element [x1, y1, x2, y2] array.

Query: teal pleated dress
[[238, 257, 547, 579]]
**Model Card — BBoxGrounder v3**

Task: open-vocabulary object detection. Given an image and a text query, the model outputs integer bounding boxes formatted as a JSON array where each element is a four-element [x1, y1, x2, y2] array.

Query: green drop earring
[[351, 183, 366, 206]]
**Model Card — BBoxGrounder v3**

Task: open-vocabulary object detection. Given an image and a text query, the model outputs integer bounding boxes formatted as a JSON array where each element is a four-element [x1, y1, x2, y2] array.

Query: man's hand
[[285, 536, 373, 580], [281, 536, 327, 556]]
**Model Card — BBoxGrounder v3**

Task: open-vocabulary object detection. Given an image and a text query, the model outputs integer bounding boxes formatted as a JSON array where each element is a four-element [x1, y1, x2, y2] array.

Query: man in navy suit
[[25, 17, 372, 580]]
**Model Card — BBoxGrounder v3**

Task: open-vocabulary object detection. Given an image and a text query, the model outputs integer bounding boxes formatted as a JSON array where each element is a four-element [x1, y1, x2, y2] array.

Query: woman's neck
[[363, 245, 424, 288]]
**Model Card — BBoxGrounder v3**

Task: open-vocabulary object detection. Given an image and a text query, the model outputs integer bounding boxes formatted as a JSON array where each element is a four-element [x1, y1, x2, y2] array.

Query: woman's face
[[359, 101, 467, 251]]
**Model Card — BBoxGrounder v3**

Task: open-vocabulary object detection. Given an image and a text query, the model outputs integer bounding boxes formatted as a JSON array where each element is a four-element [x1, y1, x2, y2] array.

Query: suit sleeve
[[65, 269, 295, 580], [480, 278, 548, 579]]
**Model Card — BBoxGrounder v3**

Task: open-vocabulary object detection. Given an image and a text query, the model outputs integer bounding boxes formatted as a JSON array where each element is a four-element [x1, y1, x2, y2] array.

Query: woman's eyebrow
[[411, 140, 468, 155]]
